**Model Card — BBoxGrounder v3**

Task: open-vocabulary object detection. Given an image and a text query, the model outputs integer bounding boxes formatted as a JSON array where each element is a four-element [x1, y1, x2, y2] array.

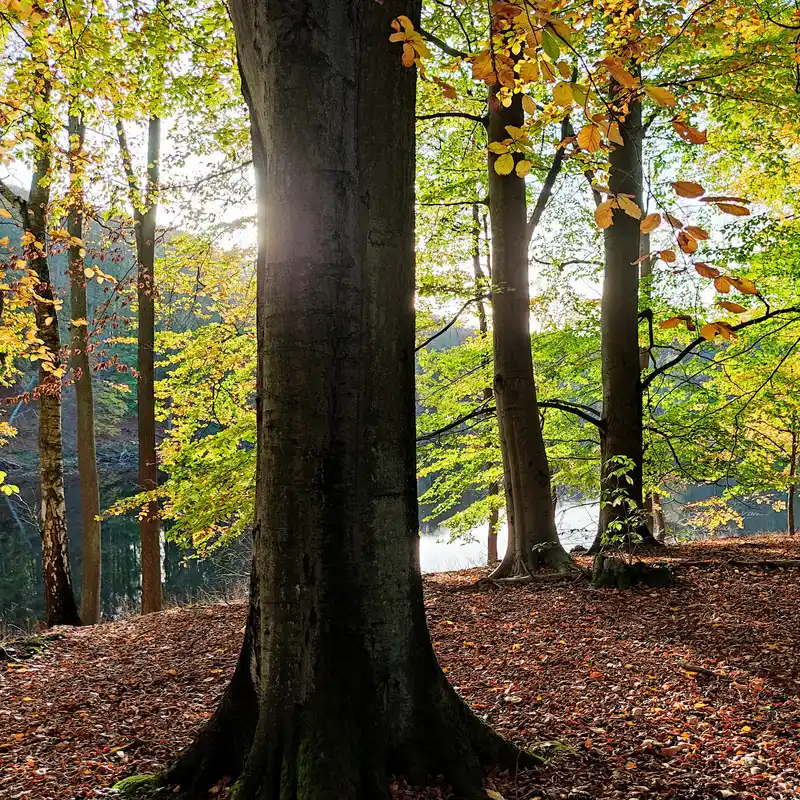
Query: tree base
[[113, 775, 171, 799], [591, 554, 674, 589], [489, 541, 578, 580]]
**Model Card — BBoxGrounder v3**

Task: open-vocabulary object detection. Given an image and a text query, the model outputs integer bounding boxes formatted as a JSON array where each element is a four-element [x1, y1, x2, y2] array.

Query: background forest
[[0, 0, 799, 625]]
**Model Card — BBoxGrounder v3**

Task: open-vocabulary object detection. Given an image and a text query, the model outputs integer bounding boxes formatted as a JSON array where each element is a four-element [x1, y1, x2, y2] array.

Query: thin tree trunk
[[789, 427, 797, 536], [68, 114, 102, 625], [27, 95, 80, 627], [117, 116, 162, 614], [486, 86, 573, 577], [472, 204, 500, 565], [590, 78, 660, 554], [156, 3, 536, 797]]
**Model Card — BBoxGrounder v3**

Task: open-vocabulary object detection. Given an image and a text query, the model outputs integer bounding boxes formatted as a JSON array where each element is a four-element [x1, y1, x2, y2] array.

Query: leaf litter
[[1, 535, 798, 800]]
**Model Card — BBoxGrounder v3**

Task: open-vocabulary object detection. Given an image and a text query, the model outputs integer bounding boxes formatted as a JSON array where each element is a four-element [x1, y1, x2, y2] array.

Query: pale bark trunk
[[28, 98, 80, 627], [68, 114, 102, 625], [487, 87, 573, 577], [159, 2, 535, 797], [472, 204, 500, 565]]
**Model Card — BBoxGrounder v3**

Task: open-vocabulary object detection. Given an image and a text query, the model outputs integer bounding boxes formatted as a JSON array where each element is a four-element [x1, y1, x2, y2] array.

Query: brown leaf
[[672, 181, 705, 199]]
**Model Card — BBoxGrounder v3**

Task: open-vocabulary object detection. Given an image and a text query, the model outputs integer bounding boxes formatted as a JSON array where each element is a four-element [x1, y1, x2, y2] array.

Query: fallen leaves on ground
[[1, 535, 798, 800]]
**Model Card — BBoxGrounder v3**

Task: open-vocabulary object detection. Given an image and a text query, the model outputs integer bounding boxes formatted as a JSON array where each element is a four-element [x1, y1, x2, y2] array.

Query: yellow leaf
[[607, 121, 624, 146], [672, 181, 705, 199], [644, 84, 676, 107], [505, 125, 525, 141], [515, 160, 532, 178], [494, 153, 515, 176], [84, 267, 95, 278], [71, 318, 89, 326], [577, 124, 601, 152], [15, 259, 26, 269], [488, 142, 510, 154], [716, 203, 750, 217], [553, 81, 573, 106], [0, 209, 11, 218], [640, 213, 661, 233], [518, 60, 539, 83], [522, 95, 537, 115], [0, 237, 8, 248], [617, 195, 641, 220], [486, 791, 505, 800], [718, 301, 746, 313], [595, 200, 614, 229]]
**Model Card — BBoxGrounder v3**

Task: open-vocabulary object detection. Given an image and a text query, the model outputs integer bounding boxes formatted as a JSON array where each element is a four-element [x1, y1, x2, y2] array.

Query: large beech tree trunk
[[27, 109, 80, 627], [68, 114, 102, 625], [155, 3, 536, 798], [486, 88, 573, 577], [590, 93, 660, 554]]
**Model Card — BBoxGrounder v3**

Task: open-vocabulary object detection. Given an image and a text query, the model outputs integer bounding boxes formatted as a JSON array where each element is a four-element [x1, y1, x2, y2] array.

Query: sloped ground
[[1, 535, 798, 800]]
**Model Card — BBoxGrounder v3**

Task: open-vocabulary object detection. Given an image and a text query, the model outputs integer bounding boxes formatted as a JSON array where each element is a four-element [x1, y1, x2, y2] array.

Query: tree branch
[[0, 179, 25, 212], [526, 118, 568, 243], [419, 27, 469, 58], [416, 401, 495, 443], [539, 399, 603, 428], [643, 305, 800, 389], [415, 296, 487, 352], [416, 111, 488, 126]]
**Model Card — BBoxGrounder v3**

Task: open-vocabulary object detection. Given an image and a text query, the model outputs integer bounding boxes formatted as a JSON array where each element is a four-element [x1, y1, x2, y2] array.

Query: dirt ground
[[1, 534, 798, 800]]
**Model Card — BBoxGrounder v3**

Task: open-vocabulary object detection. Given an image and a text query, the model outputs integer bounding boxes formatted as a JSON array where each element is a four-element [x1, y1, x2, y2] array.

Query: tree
[[0, 83, 81, 627], [67, 112, 103, 624], [119, 1, 534, 797]]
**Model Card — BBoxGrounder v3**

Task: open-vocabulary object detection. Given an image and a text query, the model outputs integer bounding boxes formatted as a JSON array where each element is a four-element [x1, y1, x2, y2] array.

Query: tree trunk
[[789, 427, 797, 536], [27, 102, 80, 628], [472, 204, 500, 565], [137, 116, 161, 614], [154, 3, 536, 798], [68, 114, 102, 625], [590, 87, 660, 554], [486, 87, 573, 577]]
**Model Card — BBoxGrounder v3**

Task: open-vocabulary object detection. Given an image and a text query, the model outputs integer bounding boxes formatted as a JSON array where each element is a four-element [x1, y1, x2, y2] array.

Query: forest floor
[[1, 534, 799, 800]]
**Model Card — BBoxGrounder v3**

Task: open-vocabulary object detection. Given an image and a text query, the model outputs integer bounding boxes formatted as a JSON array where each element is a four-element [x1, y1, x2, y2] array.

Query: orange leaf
[[729, 277, 758, 294], [659, 250, 677, 263], [665, 213, 684, 229], [694, 263, 720, 278], [640, 213, 661, 233], [713, 276, 731, 294], [718, 301, 746, 313], [671, 181, 705, 199], [716, 203, 750, 217], [685, 225, 709, 240], [677, 231, 698, 254]]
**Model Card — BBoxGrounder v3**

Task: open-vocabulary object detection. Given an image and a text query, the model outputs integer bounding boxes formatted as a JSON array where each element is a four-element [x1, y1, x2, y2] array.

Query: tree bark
[[486, 87, 573, 577], [155, 3, 537, 798], [472, 204, 500, 565], [27, 97, 80, 628], [590, 85, 660, 554], [789, 427, 797, 536], [68, 114, 102, 625]]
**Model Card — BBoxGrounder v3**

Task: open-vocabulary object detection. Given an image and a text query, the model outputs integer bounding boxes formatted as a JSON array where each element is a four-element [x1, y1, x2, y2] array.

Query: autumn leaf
[[729, 277, 758, 294], [640, 213, 661, 233], [515, 160, 531, 178], [700, 323, 720, 341], [553, 82, 573, 106], [505, 125, 525, 141], [601, 57, 637, 89], [494, 153, 514, 176], [0, 209, 11, 219], [617, 195, 641, 220], [685, 225, 709, 240], [665, 213, 684, 229], [695, 263, 720, 278], [519, 60, 539, 84], [672, 181, 705, 199], [713, 276, 732, 293], [672, 120, 707, 144], [660, 250, 677, 263], [577, 124, 601, 152], [716, 203, 750, 217], [718, 301, 746, 313], [522, 95, 537, 115], [677, 231, 698, 254], [595, 200, 614, 229], [660, 317, 682, 329], [488, 142, 510, 154], [644, 84, 676, 107]]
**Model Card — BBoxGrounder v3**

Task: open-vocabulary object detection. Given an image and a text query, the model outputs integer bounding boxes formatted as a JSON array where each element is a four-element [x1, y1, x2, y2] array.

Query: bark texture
[[487, 88, 573, 578], [590, 91, 660, 554], [28, 106, 80, 627], [162, 2, 538, 798], [118, 116, 162, 613], [68, 114, 102, 625]]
